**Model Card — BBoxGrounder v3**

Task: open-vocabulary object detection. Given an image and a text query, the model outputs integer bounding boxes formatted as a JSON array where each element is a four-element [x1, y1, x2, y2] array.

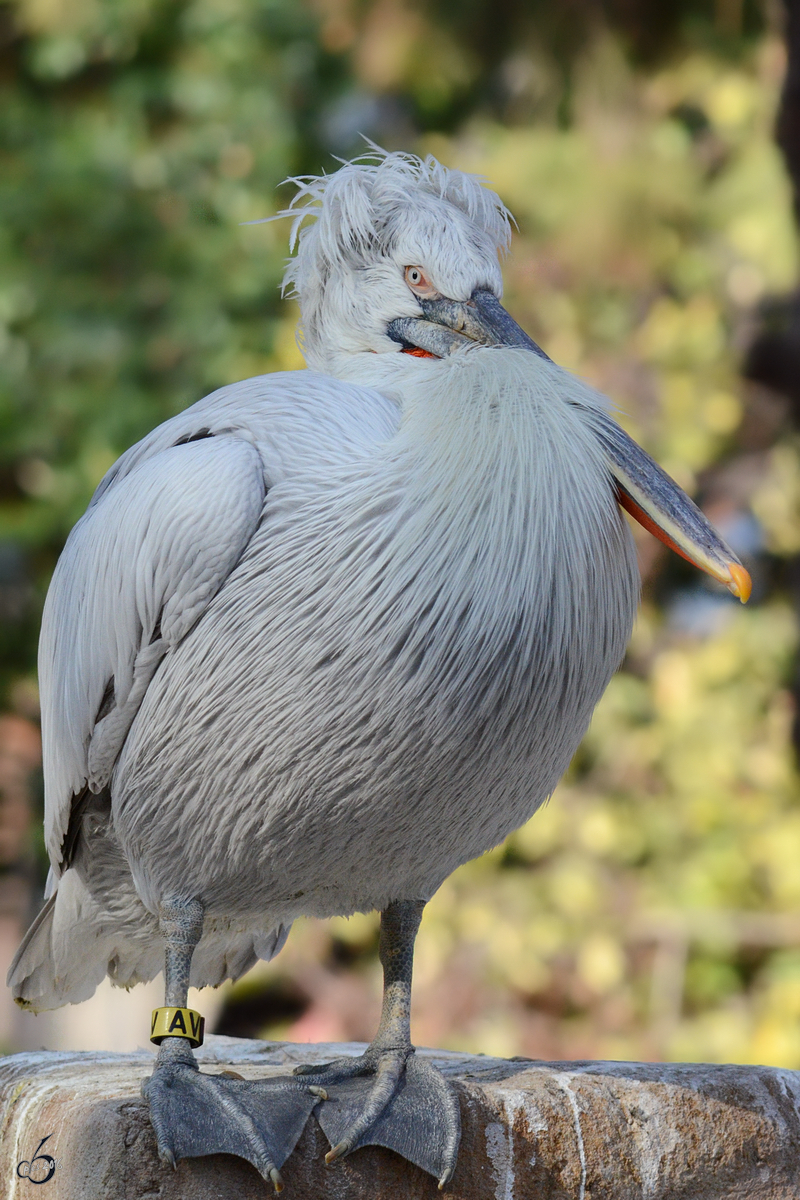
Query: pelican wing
[[41, 432, 267, 875]]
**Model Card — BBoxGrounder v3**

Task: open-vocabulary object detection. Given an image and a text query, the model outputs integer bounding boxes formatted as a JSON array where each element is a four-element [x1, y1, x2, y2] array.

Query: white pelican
[[8, 149, 750, 1190]]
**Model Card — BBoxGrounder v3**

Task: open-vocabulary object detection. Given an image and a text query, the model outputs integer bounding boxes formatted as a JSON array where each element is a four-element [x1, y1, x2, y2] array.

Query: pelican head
[[281, 148, 750, 603], [281, 149, 514, 373]]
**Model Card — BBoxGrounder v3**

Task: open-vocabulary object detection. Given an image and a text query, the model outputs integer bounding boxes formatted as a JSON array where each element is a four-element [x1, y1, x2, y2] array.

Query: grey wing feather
[[41, 433, 266, 873]]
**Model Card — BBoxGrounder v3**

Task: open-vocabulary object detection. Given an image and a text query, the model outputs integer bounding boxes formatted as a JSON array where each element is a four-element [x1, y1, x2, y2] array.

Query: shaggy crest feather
[[280, 145, 512, 276]]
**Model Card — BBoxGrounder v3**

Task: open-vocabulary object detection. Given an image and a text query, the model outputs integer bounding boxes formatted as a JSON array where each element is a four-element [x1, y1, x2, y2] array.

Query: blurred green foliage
[[3, 0, 800, 1066]]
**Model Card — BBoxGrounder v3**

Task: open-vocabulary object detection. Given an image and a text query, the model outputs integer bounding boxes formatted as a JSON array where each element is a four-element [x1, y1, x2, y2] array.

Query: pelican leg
[[142, 897, 320, 1192], [294, 900, 461, 1188]]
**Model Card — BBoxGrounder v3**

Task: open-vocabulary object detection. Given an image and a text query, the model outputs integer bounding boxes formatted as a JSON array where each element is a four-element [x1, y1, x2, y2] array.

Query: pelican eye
[[403, 266, 438, 298]]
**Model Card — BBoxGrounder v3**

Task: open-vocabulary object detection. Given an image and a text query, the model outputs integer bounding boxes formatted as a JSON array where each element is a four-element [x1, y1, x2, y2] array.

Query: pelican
[[8, 149, 750, 1190]]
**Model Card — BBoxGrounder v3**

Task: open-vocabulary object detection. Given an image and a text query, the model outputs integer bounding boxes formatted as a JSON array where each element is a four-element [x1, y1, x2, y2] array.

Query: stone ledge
[[1, 1036, 799, 1199]]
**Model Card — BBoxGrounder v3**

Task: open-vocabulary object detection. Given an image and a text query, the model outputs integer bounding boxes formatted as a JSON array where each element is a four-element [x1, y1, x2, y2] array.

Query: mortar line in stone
[[484, 1118, 514, 1200], [501, 1111, 514, 1200], [554, 1074, 586, 1200]]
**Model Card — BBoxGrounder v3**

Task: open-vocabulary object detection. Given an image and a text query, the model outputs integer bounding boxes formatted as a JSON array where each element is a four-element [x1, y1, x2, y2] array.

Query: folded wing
[[41, 433, 267, 877]]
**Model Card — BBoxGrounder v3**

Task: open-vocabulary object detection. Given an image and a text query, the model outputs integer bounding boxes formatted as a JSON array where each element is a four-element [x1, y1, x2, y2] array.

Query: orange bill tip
[[616, 485, 751, 603], [727, 561, 752, 604]]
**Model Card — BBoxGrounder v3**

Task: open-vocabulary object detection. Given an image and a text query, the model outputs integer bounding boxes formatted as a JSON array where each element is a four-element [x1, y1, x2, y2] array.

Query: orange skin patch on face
[[402, 347, 437, 358]]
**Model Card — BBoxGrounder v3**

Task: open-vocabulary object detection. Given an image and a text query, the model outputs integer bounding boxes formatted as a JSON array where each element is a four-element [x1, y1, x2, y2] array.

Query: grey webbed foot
[[294, 1047, 461, 1188], [143, 1042, 322, 1191]]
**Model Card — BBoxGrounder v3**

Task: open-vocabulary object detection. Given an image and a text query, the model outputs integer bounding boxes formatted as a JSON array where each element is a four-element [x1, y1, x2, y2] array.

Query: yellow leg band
[[150, 1006, 205, 1048]]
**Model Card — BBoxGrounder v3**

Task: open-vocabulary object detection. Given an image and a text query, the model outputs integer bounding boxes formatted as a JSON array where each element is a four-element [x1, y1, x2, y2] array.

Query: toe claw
[[308, 1085, 328, 1100], [294, 1061, 332, 1077], [325, 1140, 350, 1164], [269, 1167, 284, 1193]]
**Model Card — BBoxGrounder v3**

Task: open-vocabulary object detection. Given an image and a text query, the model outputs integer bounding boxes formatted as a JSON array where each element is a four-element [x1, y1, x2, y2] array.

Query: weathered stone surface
[[2, 1035, 800, 1199]]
